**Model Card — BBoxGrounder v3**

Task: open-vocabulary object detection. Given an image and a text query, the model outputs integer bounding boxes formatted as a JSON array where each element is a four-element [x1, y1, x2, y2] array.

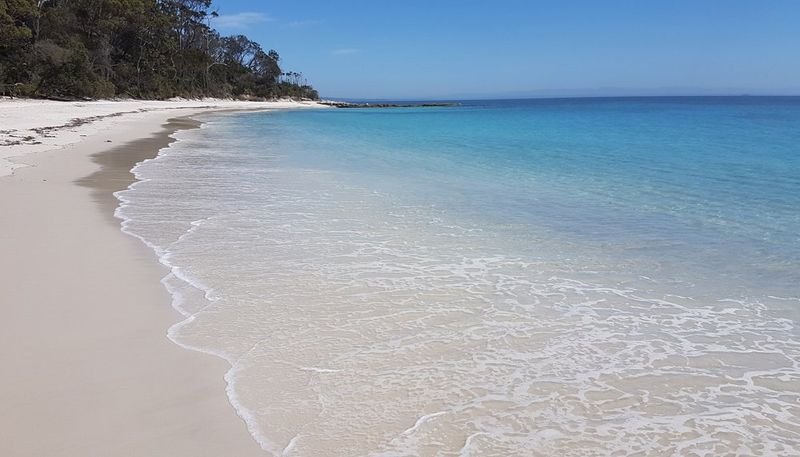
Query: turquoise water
[[118, 97, 800, 456], [248, 97, 800, 299]]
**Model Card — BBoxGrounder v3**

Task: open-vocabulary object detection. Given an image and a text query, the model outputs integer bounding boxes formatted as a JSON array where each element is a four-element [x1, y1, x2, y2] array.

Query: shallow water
[[117, 97, 800, 456]]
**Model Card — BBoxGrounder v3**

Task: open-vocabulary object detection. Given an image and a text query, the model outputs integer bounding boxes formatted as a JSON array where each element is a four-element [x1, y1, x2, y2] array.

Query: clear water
[[117, 97, 800, 456]]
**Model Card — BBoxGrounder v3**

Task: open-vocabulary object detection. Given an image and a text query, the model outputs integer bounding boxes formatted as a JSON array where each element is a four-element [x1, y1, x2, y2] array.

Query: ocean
[[117, 97, 800, 456]]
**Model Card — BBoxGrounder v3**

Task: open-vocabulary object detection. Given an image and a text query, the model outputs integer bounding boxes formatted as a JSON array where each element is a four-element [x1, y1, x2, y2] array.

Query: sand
[[0, 98, 323, 177], [0, 99, 322, 456]]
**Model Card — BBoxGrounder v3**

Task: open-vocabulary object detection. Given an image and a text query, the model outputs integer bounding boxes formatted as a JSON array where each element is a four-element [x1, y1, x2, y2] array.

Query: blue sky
[[211, 0, 800, 100]]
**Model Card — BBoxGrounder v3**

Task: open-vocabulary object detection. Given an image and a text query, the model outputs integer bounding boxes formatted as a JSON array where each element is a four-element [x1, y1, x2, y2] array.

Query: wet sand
[[0, 106, 284, 456]]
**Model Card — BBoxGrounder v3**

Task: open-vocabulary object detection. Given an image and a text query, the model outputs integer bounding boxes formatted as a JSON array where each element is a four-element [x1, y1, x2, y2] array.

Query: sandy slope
[[0, 100, 321, 456]]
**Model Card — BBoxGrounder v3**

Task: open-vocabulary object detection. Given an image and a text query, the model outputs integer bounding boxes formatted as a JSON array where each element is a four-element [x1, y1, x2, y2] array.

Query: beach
[[2, 97, 799, 456], [1, 0, 796, 453], [0, 99, 320, 456]]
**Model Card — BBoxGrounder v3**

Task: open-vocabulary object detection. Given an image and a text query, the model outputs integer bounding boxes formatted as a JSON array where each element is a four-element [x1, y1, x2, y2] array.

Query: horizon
[[327, 93, 800, 103], [212, 0, 800, 100]]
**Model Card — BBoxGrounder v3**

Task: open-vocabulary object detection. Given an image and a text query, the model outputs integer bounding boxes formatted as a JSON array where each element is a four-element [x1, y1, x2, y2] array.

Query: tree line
[[0, 0, 319, 100]]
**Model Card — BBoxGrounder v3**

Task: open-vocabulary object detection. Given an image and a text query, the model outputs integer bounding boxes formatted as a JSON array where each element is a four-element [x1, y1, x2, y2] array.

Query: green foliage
[[0, 0, 35, 95], [0, 0, 318, 99]]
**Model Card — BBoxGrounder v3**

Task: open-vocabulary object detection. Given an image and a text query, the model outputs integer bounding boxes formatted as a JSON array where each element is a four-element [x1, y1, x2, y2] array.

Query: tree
[[0, 0, 319, 99], [0, 0, 36, 94]]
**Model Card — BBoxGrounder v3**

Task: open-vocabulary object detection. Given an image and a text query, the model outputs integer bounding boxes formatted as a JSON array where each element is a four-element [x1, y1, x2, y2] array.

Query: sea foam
[[116, 99, 800, 456]]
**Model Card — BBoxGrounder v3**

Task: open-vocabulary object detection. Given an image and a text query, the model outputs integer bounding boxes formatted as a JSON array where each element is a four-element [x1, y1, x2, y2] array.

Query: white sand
[[0, 99, 323, 456], [0, 97, 322, 176]]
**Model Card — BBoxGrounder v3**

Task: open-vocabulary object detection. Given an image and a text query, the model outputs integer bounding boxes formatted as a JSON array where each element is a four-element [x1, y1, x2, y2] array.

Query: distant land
[[326, 87, 800, 103]]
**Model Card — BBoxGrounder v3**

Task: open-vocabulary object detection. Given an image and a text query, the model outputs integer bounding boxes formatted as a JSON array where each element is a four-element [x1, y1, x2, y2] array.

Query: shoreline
[[0, 100, 318, 456], [77, 116, 202, 223], [0, 98, 325, 177]]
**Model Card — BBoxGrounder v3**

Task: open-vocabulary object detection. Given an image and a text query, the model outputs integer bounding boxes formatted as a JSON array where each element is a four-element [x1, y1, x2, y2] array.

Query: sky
[[210, 0, 800, 100]]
